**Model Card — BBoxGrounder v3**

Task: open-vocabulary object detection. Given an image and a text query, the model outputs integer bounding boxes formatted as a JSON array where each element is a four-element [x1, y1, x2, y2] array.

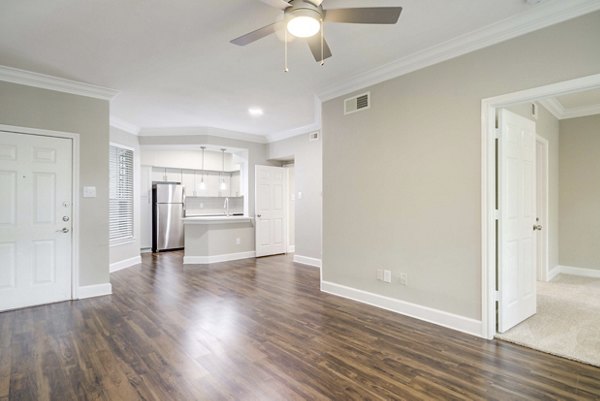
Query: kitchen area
[[140, 145, 255, 264]]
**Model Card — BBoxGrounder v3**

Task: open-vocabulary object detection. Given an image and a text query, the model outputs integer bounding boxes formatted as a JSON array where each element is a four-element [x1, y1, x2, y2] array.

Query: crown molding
[[561, 104, 600, 119], [539, 98, 565, 119], [110, 116, 141, 136], [139, 126, 268, 144], [0, 65, 119, 100], [318, 0, 600, 102], [266, 123, 320, 143], [540, 98, 600, 119]]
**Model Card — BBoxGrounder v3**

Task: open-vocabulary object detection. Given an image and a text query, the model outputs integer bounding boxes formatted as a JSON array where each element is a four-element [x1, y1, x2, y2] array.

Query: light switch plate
[[83, 186, 97, 198], [297, 192, 302, 200]]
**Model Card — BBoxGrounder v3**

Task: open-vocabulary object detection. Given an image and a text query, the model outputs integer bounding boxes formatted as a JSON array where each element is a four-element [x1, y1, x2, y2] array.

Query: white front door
[[0, 131, 73, 311], [497, 109, 537, 333], [255, 165, 286, 257]]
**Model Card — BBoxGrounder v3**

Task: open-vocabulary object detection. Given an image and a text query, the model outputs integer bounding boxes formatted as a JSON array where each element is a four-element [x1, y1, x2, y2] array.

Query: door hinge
[[494, 209, 500, 220], [494, 128, 501, 139], [494, 291, 500, 302]]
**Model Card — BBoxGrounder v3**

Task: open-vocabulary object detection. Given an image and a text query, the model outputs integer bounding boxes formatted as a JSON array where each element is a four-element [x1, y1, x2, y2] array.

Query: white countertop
[[183, 215, 253, 224]]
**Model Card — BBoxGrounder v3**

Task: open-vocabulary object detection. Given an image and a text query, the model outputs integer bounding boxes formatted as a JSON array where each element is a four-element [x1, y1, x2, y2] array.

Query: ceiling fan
[[230, 0, 403, 64]]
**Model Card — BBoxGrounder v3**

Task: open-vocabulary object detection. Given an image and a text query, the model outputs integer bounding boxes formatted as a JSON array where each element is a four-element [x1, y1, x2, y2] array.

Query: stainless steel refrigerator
[[152, 183, 185, 252]]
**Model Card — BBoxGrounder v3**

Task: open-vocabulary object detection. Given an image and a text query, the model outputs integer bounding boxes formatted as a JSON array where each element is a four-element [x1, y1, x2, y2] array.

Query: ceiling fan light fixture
[[287, 12, 321, 38]]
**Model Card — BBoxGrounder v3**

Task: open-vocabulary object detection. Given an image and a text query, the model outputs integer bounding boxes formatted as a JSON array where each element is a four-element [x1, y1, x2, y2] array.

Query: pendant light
[[199, 146, 206, 190], [220, 148, 227, 191]]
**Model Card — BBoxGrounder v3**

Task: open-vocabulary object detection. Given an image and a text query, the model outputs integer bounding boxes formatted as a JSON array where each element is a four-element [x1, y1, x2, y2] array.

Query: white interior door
[[497, 109, 537, 333], [0, 131, 73, 311], [255, 165, 286, 257]]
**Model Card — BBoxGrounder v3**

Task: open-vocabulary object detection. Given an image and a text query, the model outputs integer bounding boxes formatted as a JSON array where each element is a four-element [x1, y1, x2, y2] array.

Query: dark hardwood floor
[[1, 252, 599, 400]]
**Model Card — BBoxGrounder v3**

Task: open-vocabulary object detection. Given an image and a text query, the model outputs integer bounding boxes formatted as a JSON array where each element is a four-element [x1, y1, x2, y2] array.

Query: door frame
[[535, 136, 549, 282], [0, 124, 80, 300], [481, 73, 600, 339]]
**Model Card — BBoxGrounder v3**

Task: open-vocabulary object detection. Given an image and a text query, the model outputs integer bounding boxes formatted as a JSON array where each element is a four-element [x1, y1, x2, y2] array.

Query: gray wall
[[322, 12, 600, 320], [269, 133, 323, 260], [559, 114, 600, 270], [109, 126, 141, 266], [0, 81, 110, 286], [507, 103, 560, 273]]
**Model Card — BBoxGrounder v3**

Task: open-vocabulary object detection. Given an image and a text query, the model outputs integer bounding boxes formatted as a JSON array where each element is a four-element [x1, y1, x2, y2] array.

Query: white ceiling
[[0, 0, 596, 137]]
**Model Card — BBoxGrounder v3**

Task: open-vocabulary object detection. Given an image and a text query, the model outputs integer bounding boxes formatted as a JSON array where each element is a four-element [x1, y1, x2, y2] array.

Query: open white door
[[0, 131, 73, 311], [497, 109, 537, 333], [255, 165, 286, 257]]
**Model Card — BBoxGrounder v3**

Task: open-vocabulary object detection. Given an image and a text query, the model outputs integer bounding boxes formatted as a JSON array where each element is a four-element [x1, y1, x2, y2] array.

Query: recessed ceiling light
[[248, 107, 264, 117]]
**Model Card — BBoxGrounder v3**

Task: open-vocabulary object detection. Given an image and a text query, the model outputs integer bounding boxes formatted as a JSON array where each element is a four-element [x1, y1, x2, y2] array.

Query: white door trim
[[535, 135, 549, 282], [0, 124, 80, 300], [481, 73, 600, 339]]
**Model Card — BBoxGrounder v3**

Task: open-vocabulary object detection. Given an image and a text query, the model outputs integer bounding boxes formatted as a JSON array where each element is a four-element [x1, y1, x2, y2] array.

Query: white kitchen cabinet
[[151, 167, 182, 183], [165, 168, 182, 183], [181, 170, 196, 196], [195, 171, 209, 197], [151, 167, 167, 182], [205, 171, 220, 197], [218, 174, 231, 197], [230, 171, 241, 197]]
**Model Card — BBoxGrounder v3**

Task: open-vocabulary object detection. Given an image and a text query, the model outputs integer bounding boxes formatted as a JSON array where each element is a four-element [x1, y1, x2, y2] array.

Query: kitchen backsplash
[[185, 196, 244, 216]]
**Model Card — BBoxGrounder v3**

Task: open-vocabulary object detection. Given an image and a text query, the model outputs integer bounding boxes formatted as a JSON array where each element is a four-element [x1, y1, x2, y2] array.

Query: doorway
[[482, 73, 600, 340], [0, 127, 79, 311]]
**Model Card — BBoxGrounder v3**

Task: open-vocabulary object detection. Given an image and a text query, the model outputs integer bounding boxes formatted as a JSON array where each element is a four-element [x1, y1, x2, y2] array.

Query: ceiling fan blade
[[307, 35, 332, 62], [231, 22, 284, 46], [325, 7, 403, 24], [259, 0, 292, 10], [304, 0, 324, 6]]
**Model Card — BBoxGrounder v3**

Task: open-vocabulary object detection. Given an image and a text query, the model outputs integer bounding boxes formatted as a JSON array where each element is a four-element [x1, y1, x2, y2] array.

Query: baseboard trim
[[110, 255, 142, 273], [183, 251, 256, 265], [547, 265, 561, 281], [287, 245, 296, 253], [321, 281, 482, 338], [293, 255, 322, 268], [557, 265, 600, 279], [78, 283, 112, 300]]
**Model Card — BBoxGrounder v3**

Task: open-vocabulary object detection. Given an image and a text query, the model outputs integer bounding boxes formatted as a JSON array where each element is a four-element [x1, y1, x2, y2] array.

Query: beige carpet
[[496, 274, 600, 367]]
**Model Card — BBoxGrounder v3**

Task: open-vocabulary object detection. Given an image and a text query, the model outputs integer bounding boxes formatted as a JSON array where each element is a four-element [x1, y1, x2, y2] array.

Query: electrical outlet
[[399, 273, 408, 286], [383, 270, 392, 283], [236, 238, 241, 245], [376, 269, 384, 281]]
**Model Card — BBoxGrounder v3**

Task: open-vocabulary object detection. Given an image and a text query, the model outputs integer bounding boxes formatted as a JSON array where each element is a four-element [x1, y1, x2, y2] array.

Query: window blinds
[[109, 145, 134, 241]]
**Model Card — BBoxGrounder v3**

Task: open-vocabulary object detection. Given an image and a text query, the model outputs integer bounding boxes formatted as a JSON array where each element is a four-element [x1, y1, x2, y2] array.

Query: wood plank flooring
[[1, 252, 599, 400]]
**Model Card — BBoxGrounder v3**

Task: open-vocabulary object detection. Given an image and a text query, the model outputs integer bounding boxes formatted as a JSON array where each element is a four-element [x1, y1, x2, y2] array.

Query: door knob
[[57, 228, 70, 233], [257, 214, 262, 218], [533, 224, 543, 231]]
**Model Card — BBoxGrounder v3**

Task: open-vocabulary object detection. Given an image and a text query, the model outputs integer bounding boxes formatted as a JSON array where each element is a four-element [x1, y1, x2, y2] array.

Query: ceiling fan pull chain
[[283, 29, 289, 72], [320, 18, 324, 66]]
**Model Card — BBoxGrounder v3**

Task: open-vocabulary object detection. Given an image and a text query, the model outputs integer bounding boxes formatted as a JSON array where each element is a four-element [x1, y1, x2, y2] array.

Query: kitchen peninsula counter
[[182, 215, 255, 264]]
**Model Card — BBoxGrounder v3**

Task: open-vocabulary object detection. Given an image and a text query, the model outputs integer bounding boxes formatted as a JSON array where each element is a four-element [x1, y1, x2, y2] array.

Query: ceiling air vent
[[309, 131, 320, 142], [344, 92, 370, 115]]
